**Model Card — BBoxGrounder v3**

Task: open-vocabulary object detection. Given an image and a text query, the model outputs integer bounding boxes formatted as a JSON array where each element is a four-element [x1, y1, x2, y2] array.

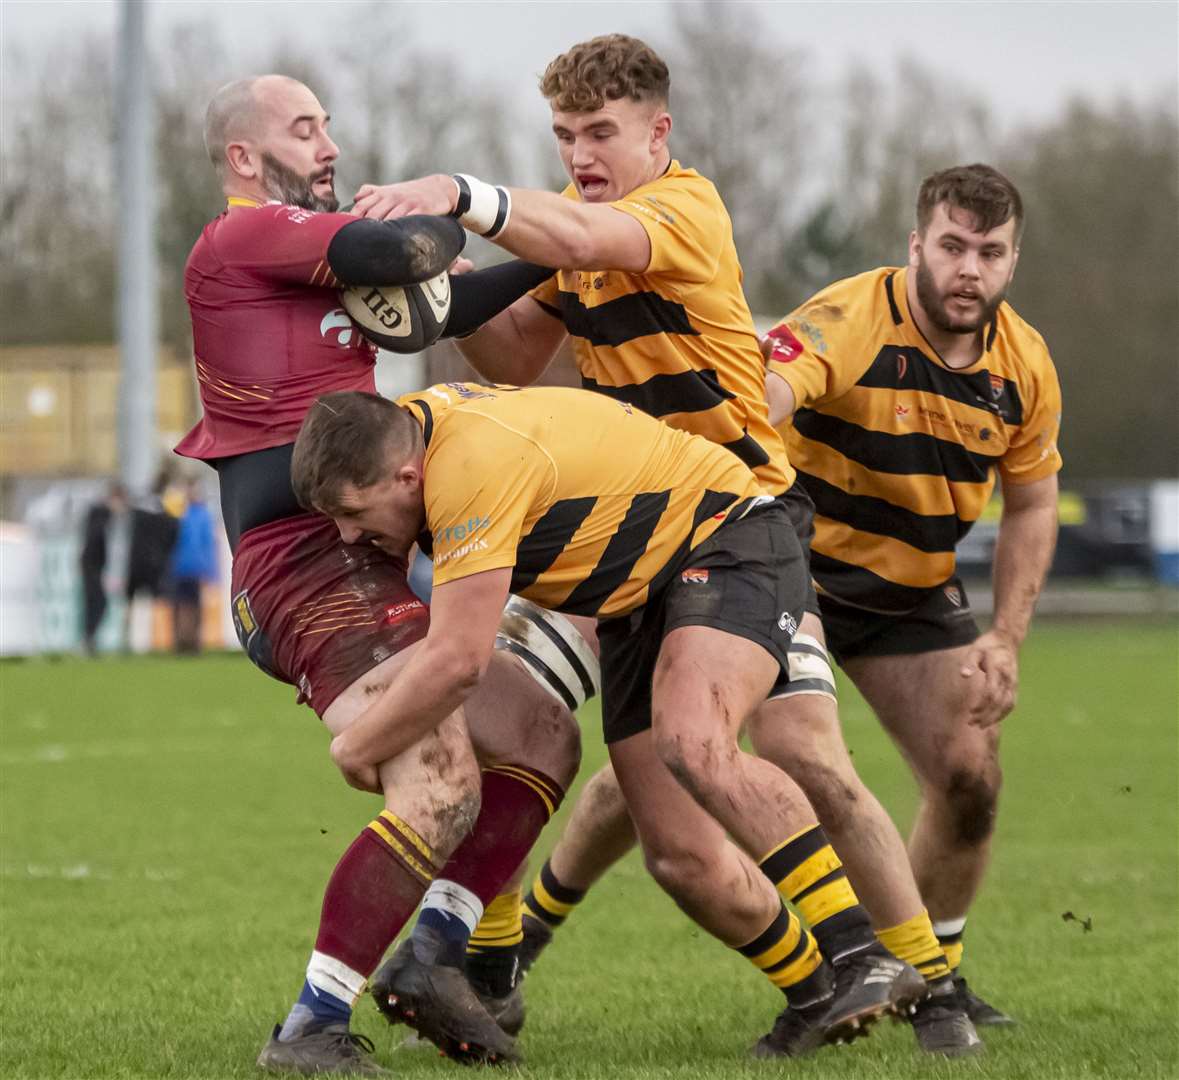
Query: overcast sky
[[2, 0, 1176, 130]]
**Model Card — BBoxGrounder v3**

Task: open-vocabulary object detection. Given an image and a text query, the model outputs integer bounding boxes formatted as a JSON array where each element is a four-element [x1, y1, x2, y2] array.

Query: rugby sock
[[737, 905, 830, 1010], [413, 766, 564, 968], [280, 809, 440, 1040], [933, 916, 968, 973], [759, 824, 878, 964], [522, 857, 586, 930], [466, 888, 524, 999], [413, 880, 484, 967], [876, 910, 952, 983]]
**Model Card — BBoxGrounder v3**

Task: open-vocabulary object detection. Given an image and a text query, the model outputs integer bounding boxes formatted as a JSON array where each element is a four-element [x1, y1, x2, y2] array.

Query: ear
[[396, 461, 424, 492], [907, 228, 922, 270], [225, 140, 260, 181], [650, 111, 672, 154]]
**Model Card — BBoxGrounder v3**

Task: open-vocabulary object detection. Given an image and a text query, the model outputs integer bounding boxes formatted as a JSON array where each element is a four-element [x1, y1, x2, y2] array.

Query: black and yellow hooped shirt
[[530, 161, 793, 495], [397, 383, 765, 619], [766, 266, 1063, 613]]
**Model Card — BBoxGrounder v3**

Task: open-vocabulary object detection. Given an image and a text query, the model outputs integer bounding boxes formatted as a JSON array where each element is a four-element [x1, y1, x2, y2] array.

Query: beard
[[915, 255, 1007, 335], [260, 152, 338, 212]]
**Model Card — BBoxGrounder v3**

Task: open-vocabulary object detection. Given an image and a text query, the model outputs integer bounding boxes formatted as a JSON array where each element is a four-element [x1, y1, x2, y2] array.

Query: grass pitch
[[1, 620, 1176, 1079]]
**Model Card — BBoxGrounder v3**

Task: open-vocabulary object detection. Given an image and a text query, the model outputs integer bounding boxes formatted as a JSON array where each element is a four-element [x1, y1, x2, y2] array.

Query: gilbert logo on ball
[[341, 270, 451, 353]]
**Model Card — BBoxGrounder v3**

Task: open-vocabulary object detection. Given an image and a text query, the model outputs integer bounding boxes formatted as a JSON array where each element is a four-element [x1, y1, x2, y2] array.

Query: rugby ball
[[340, 271, 451, 353]]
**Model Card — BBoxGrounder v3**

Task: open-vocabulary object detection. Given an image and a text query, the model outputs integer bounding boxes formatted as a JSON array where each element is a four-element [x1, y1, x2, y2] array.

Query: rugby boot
[[256, 1023, 390, 1076], [517, 913, 552, 977], [953, 974, 1017, 1026], [473, 983, 526, 1037], [370, 940, 520, 1065], [910, 988, 985, 1057], [822, 945, 928, 1044], [751, 999, 829, 1059]]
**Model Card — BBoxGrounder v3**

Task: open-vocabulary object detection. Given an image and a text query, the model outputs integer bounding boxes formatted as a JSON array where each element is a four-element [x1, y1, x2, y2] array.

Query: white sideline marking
[[2, 863, 183, 882]]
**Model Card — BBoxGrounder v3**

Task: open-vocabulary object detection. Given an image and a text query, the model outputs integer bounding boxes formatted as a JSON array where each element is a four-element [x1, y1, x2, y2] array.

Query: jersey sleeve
[[765, 280, 877, 410], [609, 176, 722, 286], [424, 415, 555, 586], [527, 272, 562, 316], [999, 345, 1063, 484], [213, 205, 354, 286]]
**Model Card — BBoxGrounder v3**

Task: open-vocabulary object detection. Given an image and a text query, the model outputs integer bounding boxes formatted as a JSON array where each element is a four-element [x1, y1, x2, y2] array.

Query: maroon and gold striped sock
[[314, 809, 441, 977]]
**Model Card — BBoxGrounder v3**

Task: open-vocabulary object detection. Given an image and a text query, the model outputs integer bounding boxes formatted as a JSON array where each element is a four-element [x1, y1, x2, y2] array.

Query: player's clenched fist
[[353, 175, 458, 220]]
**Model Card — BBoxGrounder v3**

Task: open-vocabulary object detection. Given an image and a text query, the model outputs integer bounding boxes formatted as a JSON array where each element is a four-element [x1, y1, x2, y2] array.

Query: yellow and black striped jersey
[[529, 161, 793, 495], [397, 383, 765, 619], [766, 266, 1062, 613]]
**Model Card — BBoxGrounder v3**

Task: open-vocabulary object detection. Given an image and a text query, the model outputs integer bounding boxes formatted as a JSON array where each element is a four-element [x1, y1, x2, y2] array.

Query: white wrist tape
[[450, 173, 511, 238]]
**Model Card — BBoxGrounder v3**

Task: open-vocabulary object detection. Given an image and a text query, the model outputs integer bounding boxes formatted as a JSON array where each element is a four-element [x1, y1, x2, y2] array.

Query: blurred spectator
[[169, 479, 218, 654], [123, 478, 180, 651], [78, 482, 128, 655]]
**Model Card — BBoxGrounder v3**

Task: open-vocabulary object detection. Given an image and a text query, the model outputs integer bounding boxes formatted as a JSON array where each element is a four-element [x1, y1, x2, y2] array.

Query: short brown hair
[[291, 391, 421, 513], [540, 34, 670, 112], [916, 164, 1025, 243]]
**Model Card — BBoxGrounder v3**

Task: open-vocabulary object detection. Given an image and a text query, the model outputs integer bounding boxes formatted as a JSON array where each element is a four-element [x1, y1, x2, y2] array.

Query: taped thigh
[[495, 595, 600, 712]]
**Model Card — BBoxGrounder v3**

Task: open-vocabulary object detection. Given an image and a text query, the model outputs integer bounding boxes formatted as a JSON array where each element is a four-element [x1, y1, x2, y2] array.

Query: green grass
[[1, 620, 1176, 1078]]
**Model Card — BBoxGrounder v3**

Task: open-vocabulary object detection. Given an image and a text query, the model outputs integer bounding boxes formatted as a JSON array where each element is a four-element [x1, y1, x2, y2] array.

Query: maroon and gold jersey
[[529, 161, 793, 494], [766, 266, 1062, 613], [397, 383, 766, 618], [175, 199, 376, 461]]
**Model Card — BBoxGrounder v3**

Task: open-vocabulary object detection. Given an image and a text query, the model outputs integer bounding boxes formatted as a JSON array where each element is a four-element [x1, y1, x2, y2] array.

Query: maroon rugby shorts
[[229, 513, 429, 716]]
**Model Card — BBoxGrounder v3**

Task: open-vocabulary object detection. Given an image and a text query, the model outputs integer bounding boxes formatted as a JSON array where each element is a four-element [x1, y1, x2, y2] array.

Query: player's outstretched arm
[[960, 473, 1059, 727], [353, 174, 651, 273], [327, 214, 466, 286], [328, 568, 511, 790], [455, 297, 568, 387]]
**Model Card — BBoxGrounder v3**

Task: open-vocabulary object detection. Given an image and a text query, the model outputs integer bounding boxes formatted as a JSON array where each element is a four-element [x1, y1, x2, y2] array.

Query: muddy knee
[[941, 764, 1002, 846]]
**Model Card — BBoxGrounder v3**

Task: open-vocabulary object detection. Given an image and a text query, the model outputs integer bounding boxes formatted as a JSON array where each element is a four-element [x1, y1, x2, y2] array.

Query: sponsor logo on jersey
[[434, 537, 489, 566], [282, 207, 316, 225], [943, 584, 963, 608], [434, 514, 491, 544], [385, 599, 426, 625], [766, 324, 805, 363], [681, 568, 709, 584], [778, 612, 799, 636], [895, 404, 910, 419]]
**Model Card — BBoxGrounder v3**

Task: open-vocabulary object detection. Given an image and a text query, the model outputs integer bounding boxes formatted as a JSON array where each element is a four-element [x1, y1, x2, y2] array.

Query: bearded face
[[260, 151, 339, 213]]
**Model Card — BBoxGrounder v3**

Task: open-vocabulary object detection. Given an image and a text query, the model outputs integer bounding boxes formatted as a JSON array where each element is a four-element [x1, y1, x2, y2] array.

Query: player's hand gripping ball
[[340, 271, 451, 353]]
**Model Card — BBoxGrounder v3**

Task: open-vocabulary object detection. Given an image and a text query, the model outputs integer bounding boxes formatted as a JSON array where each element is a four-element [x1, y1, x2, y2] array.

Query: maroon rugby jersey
[[175, 199, 377, 461]]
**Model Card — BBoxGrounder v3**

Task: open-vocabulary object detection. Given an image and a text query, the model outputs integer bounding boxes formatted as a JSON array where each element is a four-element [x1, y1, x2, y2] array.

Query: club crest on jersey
[[681, 568, 709, 584], [895, 404, 910, 420], [778, 612, 799, 636], [943, 584, 963, 608], [320, 307, 355, 347], [765, 324, 804, 363], [989, 373, 1005, 400]]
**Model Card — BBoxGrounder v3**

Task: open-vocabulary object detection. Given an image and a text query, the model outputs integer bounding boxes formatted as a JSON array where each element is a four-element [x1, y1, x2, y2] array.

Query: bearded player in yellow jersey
[[353, 35, 978, 1057], [763, 164, 1062, 1030]]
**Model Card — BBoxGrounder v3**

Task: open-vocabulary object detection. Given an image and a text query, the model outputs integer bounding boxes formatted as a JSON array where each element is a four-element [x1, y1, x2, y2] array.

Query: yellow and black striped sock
[[877, 909, 952, 984], [466, 889, 524, 998], [737, 905, 830, 1010], [933, 917, 967, 973], [759, 825, 877, 964], [522, 858, 585, 930]]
